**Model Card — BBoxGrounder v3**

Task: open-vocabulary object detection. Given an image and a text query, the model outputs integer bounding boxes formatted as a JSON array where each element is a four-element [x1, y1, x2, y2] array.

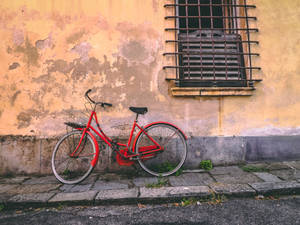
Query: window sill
[[171, 87, 255, 97]]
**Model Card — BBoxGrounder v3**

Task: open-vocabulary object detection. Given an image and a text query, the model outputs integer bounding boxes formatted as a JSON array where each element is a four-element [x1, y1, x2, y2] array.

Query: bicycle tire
[[135, 123, 187, 177], [51, 130, 96, 184]]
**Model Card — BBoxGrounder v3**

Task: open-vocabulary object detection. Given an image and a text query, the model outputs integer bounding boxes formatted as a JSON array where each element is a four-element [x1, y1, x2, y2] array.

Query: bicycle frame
[[72, 110, 166, 167]]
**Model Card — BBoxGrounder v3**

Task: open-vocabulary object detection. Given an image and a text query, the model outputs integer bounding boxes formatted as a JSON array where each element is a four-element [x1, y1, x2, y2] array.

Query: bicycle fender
[[132, 121, 188, 153], [86, 130, 99, 167]]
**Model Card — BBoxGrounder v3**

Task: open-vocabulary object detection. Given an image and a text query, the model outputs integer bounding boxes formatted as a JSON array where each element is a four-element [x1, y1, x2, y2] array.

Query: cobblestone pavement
[[0, 161, 299, 209]]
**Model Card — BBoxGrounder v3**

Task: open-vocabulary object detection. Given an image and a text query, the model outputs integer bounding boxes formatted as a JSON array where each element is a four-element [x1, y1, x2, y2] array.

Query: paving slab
[[49, 191, 98, 203], [269, 169, 300, 181], [267, 162, 291, 170], [0, 184, 20, 194], [60, 184, 74, 192], [132, 177, 158, 187], [67, 184, 93, 193], [182, 169, 206, 173], [8, 193, 55, 204], [95, 188, 139, 203], [139, 186, 211, 202], [245, 163, 269, 169], [92, 180, 129, 191], [16, 184, 61, 195], [79, 174, 99, 185], [213, 173, 262, 184], [209, 183, 256, 197], [169, 173, 215, 186], [253, 172, 282, 182], [0, 176, 30, 184], [23, 176, 60, 185], [209, 166, 244, 176], [0, 194, 14, 204], [250, 181, 300, 195], [286, 161, 300, 170]]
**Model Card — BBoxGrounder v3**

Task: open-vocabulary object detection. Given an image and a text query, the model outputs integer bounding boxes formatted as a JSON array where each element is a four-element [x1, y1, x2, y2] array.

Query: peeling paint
[[8, 62, 20, 70], [17, 112, 32, 129], [10, 90, 21, 106], [35, 34, 53, 50], [120, 40, 148, 63], [66, 30, 85, 44], [15, 38, 39, 67], [13, 29, 24, 46], [71, 42, 91, 62]]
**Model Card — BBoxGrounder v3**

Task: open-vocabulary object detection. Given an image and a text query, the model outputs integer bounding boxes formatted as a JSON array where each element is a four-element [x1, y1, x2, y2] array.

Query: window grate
[[163, 0, 261, 88]]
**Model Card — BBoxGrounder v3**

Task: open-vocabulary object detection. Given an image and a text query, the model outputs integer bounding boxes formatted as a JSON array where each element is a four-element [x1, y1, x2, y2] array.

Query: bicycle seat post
[[135, 113, 139, 122]]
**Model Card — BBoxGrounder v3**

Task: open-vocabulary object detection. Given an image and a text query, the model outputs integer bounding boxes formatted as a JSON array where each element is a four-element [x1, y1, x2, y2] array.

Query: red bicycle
[[51, 89, 188, 184]]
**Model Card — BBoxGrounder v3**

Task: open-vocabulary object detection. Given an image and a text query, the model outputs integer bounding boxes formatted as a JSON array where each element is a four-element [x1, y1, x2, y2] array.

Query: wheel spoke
[[51, 131, 96, 184], [136, 123, 187, 177]]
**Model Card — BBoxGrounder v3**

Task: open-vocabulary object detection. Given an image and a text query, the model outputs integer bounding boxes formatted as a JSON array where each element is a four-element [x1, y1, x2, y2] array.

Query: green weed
[[0, 204, 4, 212], [241, 165, 270, 173], [146, 176, 168, 188], [181, 197, 198, 206], [199, 160, 213, 171], [149, 162, 183, 176]]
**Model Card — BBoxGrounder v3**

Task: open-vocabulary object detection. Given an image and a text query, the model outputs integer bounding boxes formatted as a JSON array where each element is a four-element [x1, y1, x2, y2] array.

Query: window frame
[[164, 0, 261, 95]]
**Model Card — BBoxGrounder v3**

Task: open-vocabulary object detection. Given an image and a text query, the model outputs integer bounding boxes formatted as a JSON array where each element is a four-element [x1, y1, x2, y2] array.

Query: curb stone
[[48, 191, 98, 205], [1, 161, 300, 210], [209, 183, 256, 197], [95, 188, 139, 204], [139, 186, 212, 203], [249, 181, 300, 195]]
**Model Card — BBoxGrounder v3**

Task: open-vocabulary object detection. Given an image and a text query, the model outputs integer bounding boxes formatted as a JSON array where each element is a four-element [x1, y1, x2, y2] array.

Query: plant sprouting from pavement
[[199, 160, 213, 171]]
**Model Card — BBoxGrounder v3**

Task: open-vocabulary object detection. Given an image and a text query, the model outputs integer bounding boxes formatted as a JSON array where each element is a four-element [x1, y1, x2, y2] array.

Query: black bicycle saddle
[[129, 107, 148, 115]]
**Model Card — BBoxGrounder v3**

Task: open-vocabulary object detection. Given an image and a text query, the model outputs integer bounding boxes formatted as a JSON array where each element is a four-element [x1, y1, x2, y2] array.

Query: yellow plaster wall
[[0, 0, 300, 138]]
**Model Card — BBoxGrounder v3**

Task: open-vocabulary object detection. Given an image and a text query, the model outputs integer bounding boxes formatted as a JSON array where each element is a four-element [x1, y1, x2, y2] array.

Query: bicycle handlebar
[[85, 89, 113, 108]]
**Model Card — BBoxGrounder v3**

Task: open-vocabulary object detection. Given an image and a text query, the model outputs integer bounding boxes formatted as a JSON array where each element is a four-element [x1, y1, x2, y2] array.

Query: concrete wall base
[[1, 135, 299, 175]]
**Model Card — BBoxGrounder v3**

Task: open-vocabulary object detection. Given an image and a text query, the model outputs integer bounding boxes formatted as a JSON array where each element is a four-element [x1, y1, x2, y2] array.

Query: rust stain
[[15, 39, 39, 67], [66, 30, 85, 44], [8, 62, 20, 70], [10, 90, 21, 106]]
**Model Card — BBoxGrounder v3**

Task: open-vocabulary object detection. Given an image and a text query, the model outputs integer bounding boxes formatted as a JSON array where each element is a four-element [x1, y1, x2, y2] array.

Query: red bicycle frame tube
[[74, 111, 187, 167], [132, 121, 187, 154]]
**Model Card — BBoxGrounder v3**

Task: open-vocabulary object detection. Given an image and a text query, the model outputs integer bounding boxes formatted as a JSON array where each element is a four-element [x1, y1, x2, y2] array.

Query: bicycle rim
[[136, 123, 187, 176], [51, 130, 96, 184]]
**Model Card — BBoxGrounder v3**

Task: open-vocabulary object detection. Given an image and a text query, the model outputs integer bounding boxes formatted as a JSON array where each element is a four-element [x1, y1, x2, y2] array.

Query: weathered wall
[[0, 0, 300, 174]]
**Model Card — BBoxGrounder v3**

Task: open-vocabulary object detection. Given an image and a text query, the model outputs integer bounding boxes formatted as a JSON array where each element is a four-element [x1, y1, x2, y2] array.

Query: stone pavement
[[0, 161, 300, 209]]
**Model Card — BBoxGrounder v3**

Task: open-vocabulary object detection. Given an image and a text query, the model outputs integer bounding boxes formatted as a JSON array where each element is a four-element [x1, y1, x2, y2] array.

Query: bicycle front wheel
[[51, 130, 96, 184], [135, 123, 187, 177]]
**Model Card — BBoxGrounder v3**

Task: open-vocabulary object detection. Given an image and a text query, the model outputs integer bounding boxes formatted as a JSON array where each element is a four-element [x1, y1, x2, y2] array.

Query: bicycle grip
[[104, 103, 112, 107], [85, 89, 92, 96]]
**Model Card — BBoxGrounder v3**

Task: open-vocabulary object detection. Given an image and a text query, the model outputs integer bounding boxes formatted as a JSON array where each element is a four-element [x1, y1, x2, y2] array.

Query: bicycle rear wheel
[[51, 130, 96, 184], [135, 123, 187, 177]]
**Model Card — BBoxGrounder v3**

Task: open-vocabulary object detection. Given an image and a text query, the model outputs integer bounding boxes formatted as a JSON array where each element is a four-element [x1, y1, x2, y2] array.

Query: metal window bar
[[163, 0, 261, 87]]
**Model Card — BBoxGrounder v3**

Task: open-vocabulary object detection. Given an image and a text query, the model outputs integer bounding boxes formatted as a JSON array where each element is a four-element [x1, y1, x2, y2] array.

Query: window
[[164, 0, 261, 90]]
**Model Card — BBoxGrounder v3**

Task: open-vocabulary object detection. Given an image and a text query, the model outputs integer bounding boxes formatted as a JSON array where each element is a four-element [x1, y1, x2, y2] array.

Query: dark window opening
[[163, 0, 261, 88], [179, 0, 224, 31]]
